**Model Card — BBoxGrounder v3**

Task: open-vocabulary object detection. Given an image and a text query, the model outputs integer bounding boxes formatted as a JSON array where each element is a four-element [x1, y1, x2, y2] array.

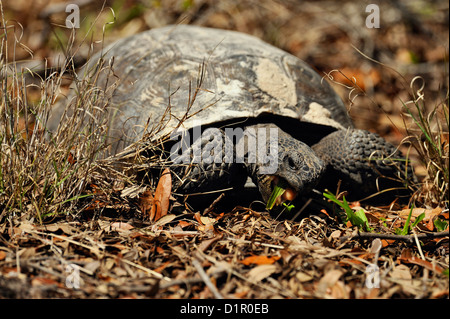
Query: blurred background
[[2, 0, 449, 177]]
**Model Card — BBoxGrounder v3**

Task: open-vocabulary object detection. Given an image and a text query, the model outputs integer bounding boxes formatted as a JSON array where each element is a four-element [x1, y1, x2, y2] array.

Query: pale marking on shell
[[255, 58, 297, 108], [216, 78, 244, 97], [302, 102, 345, 130]]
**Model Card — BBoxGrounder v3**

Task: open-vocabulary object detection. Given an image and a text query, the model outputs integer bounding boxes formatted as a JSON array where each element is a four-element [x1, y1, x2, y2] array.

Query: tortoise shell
[[57, 25, 353, 154]]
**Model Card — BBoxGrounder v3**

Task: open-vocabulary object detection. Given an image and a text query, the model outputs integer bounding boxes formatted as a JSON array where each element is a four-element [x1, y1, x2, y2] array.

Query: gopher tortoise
[[50, 25, 414, 207]]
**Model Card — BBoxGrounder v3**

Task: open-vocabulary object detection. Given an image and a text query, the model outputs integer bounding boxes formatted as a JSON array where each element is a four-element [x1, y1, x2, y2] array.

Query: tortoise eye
[[287, 156, 298, 170]]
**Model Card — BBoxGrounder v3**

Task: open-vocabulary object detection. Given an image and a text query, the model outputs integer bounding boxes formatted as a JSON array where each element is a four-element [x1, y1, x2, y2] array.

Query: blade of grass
[[324, 190, 372, 231], [266, 184, 286, 210]]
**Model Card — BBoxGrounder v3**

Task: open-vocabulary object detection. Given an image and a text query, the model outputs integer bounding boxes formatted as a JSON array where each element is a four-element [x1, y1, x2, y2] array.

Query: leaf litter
[[1, 191, 448, 298]]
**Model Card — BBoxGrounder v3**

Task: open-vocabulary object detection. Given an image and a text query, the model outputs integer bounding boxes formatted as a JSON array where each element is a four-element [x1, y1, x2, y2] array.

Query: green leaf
[[282, 202, 295, 213], [266, 184, 285, 210], [355, 209, 373, 232], [434, 218, 449, 232], [397, 204, 415, 235], [323, 191, 372, 231], [411, 212, 425, 229]]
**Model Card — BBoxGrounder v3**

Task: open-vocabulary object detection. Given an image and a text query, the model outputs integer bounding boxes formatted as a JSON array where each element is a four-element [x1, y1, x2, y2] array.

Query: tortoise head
[[247, 124, 325, 204]]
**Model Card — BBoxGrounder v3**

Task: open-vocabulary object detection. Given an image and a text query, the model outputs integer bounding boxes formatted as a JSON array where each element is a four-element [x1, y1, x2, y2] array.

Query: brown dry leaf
[[425, 207, 444, 231], [200, 216, 217, 225], [247, 264, 277, 282], [197, 235, 223, 253], [364, 212, 381, 224], [317, 269, 343, 296], [390, 264, 412, 280], [349, 201, 362, 209], [67, 152, 77, 165], [425, 217, 435, 231], [151, 168, 172, 220], [18, 221, 34, 232], [240, 255, 281, 266], [153, 261, 171, 274], [139, 190, 154, 218], [399, 207, 441, 222], [84, 260, 101, 274], [140, 168, 172, 221], [329, 230, 342, 240], [198, 223, 215, 233], [339, 258, 364, 267], [319, 209, 332, 218], [19, 247, 37, 259], [35, 223, 76, 235], [194, 212, 203, 224], [234, 290, 249, 298], [194, 213, 217, 233], [295, 272, 313, 283], [279, 249, 294, 264], [154, 214, 177, 226], [32, 277, 61, 287], [110, 222, 134, 232], [381, 239, 396, 247], [0, 251, 6, 261], [408, 257, 444, 274], [178, 220, 192, 228], [331, 67, 380, 90], [330, 281, 350, 299], [398, 248, 445, 274], [339, 250, 375, 267]]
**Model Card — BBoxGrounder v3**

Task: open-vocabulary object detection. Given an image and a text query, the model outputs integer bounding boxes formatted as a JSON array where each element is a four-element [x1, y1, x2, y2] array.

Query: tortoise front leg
[[312, 129, 416, 200], [170, 127, 248, 195]]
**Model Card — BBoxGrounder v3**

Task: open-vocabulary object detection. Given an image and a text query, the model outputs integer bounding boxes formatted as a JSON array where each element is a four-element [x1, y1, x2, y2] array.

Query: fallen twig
[[220, 232, 285, 249], [119, 257, 171, 282], [192, 258, 224, 299], [203, 193, 226, 215], [339, 230, 449, 244], [159, 269, 226, 290]]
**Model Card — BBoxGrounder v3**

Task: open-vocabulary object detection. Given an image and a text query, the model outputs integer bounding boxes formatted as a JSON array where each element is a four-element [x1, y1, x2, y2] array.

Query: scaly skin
[[312, 129, 416, 199], [172, 125, 415, 203], [171, 124, 324, 202], [49, 26, 415, 204]]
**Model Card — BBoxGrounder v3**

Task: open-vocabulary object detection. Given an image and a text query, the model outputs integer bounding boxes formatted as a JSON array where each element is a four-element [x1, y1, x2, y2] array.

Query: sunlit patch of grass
[[0, 7, 118, 222], [323, 190, 372, 231], [402, 74, 449, 207], [325, 50, 449, 209]]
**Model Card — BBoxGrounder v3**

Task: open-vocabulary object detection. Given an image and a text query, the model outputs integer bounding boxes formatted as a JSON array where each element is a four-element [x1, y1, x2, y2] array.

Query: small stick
[[339, 230, 449, 244], [118, 258, 171, 282], [192, 259, 224, 299], [413, 231, 426, 260], [159, 269, 226, 289], [225, 236, 285, 249], [203, 193, 226, 215]]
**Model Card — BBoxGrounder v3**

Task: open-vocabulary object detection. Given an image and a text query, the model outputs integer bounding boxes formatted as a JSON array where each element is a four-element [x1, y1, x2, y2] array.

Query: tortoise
[[50, 25, 414, 208]]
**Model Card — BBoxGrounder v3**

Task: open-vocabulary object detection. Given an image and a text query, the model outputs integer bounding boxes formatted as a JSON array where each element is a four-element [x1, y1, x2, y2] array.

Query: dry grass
[[324, 58, 449, 209], [402, 75, 449, 206], [0, 8, 120, 222], [0, 7, 185, 223]]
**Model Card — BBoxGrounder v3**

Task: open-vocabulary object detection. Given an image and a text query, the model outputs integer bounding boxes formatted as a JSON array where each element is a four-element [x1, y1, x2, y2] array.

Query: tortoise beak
[[265, 176, 299, 209]]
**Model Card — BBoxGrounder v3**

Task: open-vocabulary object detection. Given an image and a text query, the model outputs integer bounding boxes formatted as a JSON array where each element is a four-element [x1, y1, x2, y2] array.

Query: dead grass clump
[[324, 58, 449, 209], [402, 75, 449, 207], [0, 12, 123, 222]]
